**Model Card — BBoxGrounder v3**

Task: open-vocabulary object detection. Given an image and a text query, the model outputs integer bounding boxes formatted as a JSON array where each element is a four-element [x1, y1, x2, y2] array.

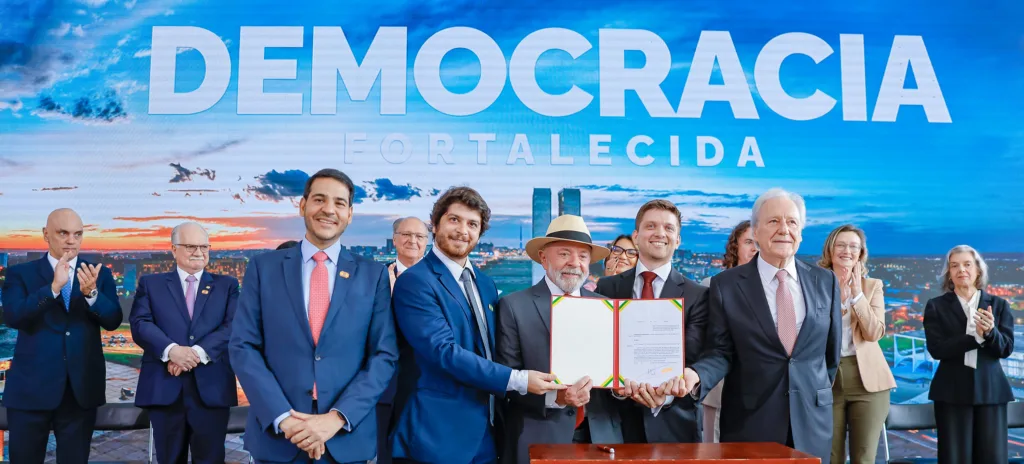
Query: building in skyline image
[[531, 188, 552, 284], [558, 188, 581, 216]]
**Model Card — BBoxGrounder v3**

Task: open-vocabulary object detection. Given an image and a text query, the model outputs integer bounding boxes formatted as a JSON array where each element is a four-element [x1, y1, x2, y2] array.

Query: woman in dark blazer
[[923, 245, 1014, 464]]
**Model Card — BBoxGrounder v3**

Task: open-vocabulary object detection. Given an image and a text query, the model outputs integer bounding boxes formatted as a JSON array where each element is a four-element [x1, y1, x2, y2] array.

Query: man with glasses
[[130, 221, 239, 464]]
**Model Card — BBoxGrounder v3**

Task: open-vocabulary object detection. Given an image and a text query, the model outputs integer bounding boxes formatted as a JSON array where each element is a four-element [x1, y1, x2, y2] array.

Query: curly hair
[[722, 220, 751, 269], [430, 186, 491, 235]]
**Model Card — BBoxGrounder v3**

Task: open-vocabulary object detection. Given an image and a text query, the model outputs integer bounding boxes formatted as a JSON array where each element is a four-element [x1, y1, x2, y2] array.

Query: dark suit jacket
[[495, 281, 623, 464], [924, 291, 1014, 405], [689, 256, 841, 462], [390, 251, 510, 464], [129, 271, 239, 408], [1, 256, 122, 410], [595, 266, 709, 443], [228, 246, 397, 463]]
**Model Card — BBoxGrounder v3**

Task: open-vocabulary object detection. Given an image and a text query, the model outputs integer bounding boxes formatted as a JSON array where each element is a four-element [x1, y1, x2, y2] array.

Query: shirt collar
[[301, 239, 341, 264], [757, 254, 800, 286], [176, 266, 204, 283], [957, 289, 981, 308], [635, 259, 672, 282], [544, 275, 581, 297], [432, 242, 474, 281], [395, 259, 410, 274], [47, 253, 78, 270]]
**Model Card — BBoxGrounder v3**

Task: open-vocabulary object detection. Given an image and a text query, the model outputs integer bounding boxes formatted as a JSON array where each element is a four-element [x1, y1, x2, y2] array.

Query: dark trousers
[[8, 379, 98, 464], [393, 427, 497, 464], [619, 403, 647, 443], [149, 372, 230, 464], [376, 402, 393, 464], [934, 402, 1008, 464]]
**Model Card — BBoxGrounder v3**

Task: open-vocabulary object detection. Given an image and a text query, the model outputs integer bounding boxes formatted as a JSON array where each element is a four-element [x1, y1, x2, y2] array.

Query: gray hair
[[171, 221, 209, 245], [751, 188, 807, 228], [939, 245, 990, 293], [392, 217, 428, 234]]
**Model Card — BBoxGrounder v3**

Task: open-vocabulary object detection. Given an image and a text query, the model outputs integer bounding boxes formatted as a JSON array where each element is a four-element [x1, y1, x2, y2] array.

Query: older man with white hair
[[679, 188, 841, 462]]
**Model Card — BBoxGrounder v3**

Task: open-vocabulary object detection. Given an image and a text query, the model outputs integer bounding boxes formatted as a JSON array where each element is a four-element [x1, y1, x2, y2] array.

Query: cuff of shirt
[[191, 345, 210, 364], [273, 411, 291, 434], [161, 343, 178, 363], [545, 391, 565, 409], [690, 382, 701, 400], [849, 292, 865, 306], [331, 409, 353, 432], [507, 369, 529, 395], [651, 395, 675, 416]]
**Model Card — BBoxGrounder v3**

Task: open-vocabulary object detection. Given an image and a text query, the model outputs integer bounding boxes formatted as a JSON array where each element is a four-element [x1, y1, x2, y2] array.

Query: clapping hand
[[975, 305, 995, 337]]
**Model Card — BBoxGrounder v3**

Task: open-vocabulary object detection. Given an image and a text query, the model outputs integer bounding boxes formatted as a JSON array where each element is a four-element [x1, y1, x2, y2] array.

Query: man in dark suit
[[497, 214, 625, 464], [229, 169, 398, 464], [595, 200, 708, 444], [0, 208, 123, 464], [129, 221, 239, 464], [682, 188, 841, 462], [390, 187, 564, 464], [379, 216, 429, 464]]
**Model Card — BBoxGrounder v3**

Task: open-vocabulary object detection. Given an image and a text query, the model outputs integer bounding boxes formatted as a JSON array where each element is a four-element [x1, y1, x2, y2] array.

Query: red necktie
[[640, 271, 658, 299], [309, 251, 330, 399]]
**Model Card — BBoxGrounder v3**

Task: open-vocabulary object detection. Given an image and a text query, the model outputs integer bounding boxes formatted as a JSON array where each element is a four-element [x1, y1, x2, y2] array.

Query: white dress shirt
[[395, 259, 409, 275], [431, 244, 530, 395], [274, 239, 351, 434], [543, 276, 581, 409], [160, 267, 211, 364], [840, 291, 865, 357], [756, 255, 807, 335], [47, 254, 98, 306], [958, 290, 984, 369]]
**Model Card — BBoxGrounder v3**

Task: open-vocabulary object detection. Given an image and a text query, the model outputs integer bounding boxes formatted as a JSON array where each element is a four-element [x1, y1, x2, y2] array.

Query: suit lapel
[[477, 273, 498, 349], [662, 270, 686, 299], [736, 259, 787, 354], [618, 268, 637, 299], [530, 281, 553, 332], [321, 248, 356, 337], [282, 247, 315, 347], [164, 272, 192, 324], [190, 272, 215, 323], [426, 252, 474, 325], [793, 260, 819, 351]]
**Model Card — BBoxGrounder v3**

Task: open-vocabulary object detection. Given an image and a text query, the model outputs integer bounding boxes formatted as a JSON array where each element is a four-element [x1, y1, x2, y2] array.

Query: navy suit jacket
[[229, 246, 398, 463], [390, 251, 511, 464], [1, 256, 122, 410], [924, 291, 1015, 405], [129, 271, 239, 408]]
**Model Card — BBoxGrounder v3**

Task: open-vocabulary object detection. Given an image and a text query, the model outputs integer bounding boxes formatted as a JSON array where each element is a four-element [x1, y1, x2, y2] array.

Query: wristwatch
[[87, 289, 98, 299]]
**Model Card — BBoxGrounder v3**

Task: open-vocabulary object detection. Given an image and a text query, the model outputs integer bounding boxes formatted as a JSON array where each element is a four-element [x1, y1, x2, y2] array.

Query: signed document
[[549, 296, 684, 388]]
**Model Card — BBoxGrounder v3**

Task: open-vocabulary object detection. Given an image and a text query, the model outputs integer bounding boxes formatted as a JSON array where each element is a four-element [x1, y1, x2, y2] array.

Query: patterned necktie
[[61, 275, 72, 311], [640, 271, 658, 299], [309, 251, 331, 399], [185, 275, 197, 319], [775, 269, 797, 355]]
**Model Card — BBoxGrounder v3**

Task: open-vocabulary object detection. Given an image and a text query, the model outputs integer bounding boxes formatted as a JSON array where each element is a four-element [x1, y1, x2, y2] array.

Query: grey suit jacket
[[594, 267, 709, 443], [495, 281, 623, 464], [690, 256, 841, 462]]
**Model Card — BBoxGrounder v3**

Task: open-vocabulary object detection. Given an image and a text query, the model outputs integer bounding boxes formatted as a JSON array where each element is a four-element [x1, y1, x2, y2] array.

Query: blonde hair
[[818, 224, 868, 272]]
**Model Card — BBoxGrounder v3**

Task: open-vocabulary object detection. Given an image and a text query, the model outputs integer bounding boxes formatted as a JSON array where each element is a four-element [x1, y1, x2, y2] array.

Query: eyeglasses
[[396, 232, 429, 242], [609, 245, 639, 258], [176, 244, 211, 254], [834, 243, 862, 252]]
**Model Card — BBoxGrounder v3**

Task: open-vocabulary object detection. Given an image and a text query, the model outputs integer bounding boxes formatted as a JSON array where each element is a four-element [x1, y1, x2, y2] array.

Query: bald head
[[393, 217, 429, 267], [43, 208, 84, 260]]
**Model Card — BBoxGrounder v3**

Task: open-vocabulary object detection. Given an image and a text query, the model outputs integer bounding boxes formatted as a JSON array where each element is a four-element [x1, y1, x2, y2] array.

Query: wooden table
[[530, 442, 820, 463]]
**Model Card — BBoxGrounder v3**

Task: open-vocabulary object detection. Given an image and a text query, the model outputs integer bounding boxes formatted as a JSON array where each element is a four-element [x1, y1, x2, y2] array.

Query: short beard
[[549, 265, 588, 294]]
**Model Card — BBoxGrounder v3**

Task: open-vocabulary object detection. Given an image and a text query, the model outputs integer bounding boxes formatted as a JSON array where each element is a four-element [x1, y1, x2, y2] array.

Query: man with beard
[[595, 199, 708, 444], [230, 169, 397, 463], [495, 215, 625, 464], [390, 186, 565, 464], [1, 208, 122, 464]]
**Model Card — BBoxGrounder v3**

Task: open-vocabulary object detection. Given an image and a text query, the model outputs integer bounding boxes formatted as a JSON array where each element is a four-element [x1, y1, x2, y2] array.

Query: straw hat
[[525, 215, 610, 264]]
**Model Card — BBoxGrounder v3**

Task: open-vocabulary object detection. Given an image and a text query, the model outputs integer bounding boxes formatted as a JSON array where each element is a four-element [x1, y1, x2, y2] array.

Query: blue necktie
[[61, 276, 72, 310]]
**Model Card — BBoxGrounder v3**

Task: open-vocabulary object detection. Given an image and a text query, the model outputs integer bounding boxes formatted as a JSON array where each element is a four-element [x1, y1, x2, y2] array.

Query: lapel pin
[[488, 304, 494, 312], [339, 271, 350, 279], [201, 290, 209, 295]]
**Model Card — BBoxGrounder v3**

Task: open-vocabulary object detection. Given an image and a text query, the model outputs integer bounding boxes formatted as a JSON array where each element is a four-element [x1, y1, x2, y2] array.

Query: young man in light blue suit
[[230, 169, 397, 463], [389, 187, 564, 464]]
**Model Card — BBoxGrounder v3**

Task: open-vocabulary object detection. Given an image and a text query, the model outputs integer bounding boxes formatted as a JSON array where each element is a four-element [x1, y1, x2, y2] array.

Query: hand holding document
[[548, 295, 684, 388]]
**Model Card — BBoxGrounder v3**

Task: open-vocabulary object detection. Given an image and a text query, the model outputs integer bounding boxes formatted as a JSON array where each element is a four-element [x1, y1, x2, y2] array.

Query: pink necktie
[[309, 251, 330, 399], [776, 269, 797, 356], [185, 275, 197, 319]]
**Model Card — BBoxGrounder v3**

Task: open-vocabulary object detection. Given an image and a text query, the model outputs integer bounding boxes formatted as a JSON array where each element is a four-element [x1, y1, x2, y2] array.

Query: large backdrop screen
[[1, 0, 1023, 446]]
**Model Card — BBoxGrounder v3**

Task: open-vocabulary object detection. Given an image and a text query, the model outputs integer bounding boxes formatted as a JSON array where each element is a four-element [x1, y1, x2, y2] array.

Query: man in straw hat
[[495, 214, 625, 464]]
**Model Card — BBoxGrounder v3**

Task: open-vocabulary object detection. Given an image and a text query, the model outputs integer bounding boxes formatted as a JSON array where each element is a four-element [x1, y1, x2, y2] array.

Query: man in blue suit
[[230, 168, 398, 464], [130, 221, 239, 464], [390, 187, 564, 464], [0, 208, 123, 464]]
